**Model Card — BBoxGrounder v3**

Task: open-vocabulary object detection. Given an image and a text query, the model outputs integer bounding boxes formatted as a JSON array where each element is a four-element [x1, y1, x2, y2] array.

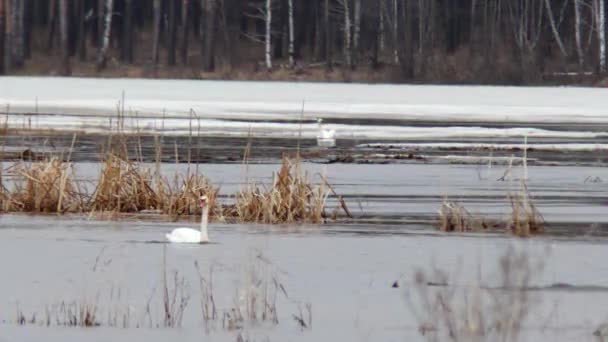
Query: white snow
[[1, 76, 607, 123], [1, 76, 607, 140], [3, 113, 608, 140]]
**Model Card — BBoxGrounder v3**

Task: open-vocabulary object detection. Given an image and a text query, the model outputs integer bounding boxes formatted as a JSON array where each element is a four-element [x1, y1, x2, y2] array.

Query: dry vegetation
[[508, 183, 545, 237], [408, 247, 543, 341], [5, 158, 84, 213], [438, 198, 488, 233], [437, 185, 544, 238], [229, 157, 333, 224], [0, 152, 347, 224]]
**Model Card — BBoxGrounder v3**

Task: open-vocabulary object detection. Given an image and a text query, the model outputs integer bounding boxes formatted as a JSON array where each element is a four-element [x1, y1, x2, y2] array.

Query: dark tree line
[[0, 0, 606, 84]]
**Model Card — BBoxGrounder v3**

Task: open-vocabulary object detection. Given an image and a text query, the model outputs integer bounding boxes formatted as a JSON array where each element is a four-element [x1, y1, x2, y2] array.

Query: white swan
[[316, 118, 336, 147], [166, 195, 210, 243]]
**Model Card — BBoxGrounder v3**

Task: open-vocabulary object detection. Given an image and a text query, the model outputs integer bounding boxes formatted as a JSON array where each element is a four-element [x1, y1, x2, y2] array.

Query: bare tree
[[77, 0, 87, 61], [324, 0, 331, 71], [287, 0, 294, 68], [167, 0, 177, 65], [265, 0, 272, 70], [353, 0, 361, 63], [595, 0, 606, 73], [11, 0, 24, 67], [59, 0, 70, 75], [180, 0, 190, 65], [0, 0, 5, 74], [122, 0, 134, 63], [152, 0, 161, 65], [574, 0, 584, 67], [96, 0, 113, 71], [337, 0, 352, 68], [544, 0, 567, 57], [202, 0, 216, 71]]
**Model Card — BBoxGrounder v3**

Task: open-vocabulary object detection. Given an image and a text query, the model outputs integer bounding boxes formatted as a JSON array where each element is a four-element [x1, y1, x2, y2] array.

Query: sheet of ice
[[4, 113, 608, 140], [1, 76, 607, 124]]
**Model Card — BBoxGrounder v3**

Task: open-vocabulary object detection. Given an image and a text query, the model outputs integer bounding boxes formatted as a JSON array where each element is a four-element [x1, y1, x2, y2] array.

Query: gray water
[[2, 162, 608, 341]]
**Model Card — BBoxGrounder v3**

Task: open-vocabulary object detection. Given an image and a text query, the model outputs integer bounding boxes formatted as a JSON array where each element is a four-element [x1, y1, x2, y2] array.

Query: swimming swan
[[316, 118, 336, 147], [166, 195, 210, 243]]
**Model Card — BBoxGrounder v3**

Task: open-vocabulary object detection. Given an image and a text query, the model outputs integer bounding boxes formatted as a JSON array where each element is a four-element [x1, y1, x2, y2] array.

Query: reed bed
[[229, 157, 338, 224], [90, 154, 158, 213], [156, 173, 221, 220], [7, 158, 84, 213]]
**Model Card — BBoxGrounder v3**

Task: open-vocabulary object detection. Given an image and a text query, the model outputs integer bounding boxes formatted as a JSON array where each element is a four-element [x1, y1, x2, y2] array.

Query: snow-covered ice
[[1, 76, 607, 140]]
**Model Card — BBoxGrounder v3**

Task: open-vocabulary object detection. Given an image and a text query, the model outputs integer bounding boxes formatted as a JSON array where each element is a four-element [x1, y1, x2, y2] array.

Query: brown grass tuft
[[156, 173, 221, 220], [90, 153, 158, 213], [438, 197, 488, 232], [229, 157, 334, 224], [508, 183, 545, 237], [8, 158, 83, 213]]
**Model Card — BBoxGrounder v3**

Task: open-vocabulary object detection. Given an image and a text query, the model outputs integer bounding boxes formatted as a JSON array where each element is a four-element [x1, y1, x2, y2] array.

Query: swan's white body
[[166, 197, 210, 243], [316, 118, 336, 147]]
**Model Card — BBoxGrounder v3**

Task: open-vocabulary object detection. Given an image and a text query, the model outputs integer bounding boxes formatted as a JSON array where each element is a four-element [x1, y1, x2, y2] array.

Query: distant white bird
[[165, 195, 210, 243], [316, 118, 336, 147]]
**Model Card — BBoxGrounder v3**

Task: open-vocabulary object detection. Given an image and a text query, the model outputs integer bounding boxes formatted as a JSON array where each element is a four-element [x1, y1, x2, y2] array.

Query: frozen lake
[[2, 77, 608, 341]]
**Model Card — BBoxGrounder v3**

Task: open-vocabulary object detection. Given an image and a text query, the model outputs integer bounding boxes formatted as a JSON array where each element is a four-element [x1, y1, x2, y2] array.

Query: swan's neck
[[200, 206, 209, 242]]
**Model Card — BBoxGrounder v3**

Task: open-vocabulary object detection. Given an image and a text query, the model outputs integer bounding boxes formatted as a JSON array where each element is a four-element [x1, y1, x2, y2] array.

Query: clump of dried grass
[[438, 197, 488, 232], [90, 153, 158, 213], [508, 183, 544, 237], [156, 173, 221, 220], [8, 158, 83, 213], [229, 157, 340, 224]]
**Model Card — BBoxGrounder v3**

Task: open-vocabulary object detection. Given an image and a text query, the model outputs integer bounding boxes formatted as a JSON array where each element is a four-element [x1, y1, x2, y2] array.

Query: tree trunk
[[59, 0, 70, 75], [324, 0, 331, 71], [342, 0, 352, 68], [122, 0, 133, 63], [543, 0, 567, 57], [167, 0, 177, 65], [265, 0, 272, 70], [288, 0, 294, 68], [96, 0, 113, 70], [202, 0, 215, 71], [393, 0, 399, 64], [77, 0, 87, 61], [598, 0, 606, 73], [353, 0, 360, 65], [0, 0, 5, 74], [11, 0, 23, 67], [152, 0, 161, 65], [97, 0, 104, 47], [180, 0, 189, 65], [574, 0, 584, 67], [47, 0, 57, 51]]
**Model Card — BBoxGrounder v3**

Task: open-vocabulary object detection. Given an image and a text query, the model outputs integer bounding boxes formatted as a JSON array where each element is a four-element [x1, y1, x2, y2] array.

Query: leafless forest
[[0, 0, 606, 84]]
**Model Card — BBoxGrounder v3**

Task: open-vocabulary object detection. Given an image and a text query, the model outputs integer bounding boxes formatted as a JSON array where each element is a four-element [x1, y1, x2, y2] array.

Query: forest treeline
[[0, 0, 606, 84]]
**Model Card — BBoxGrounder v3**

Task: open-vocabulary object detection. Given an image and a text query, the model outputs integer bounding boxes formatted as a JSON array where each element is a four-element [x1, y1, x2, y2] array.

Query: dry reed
[[229, 157, 337, 224], [438, 197, 488, 232], [156, 173, 221, 220], [8, 158, 83, 213], [508, 183, 545, 237], [90, 153, 158, 213]]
